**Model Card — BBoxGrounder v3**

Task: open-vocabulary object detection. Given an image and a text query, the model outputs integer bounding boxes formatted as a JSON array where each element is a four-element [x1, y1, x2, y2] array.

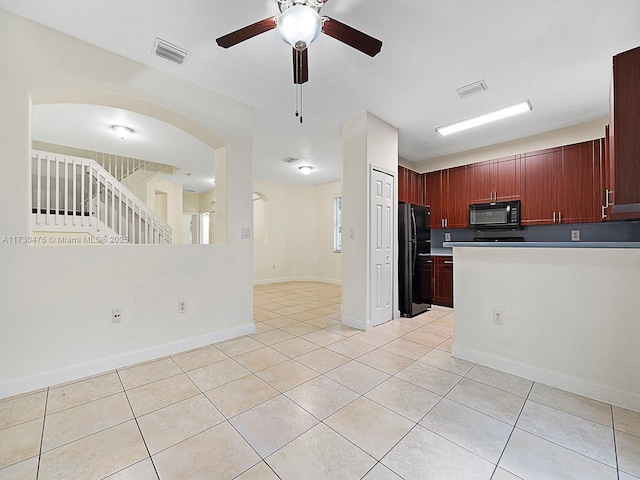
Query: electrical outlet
[[112, 309, 122, 323], [349, 229, 354, 240], [493, 309, 504, 325], [445, 233, 451, 242], [571, 230, 580, 241], [178, 301, 186, 313]]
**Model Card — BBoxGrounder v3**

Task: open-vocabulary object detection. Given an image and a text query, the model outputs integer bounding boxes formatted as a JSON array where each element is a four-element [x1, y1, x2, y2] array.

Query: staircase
[[93, 152, 168, 190], [31, 151, 172, 244]]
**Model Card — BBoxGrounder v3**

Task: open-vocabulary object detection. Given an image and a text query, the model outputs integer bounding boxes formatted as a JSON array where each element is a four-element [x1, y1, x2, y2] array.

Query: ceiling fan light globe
[[277, 5, 320, 48]]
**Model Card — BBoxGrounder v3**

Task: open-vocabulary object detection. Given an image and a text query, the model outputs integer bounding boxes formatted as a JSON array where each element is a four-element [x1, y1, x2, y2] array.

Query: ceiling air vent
[[153, 38, 190, 65], [456, 80, 488, 99], [282, 157, 299, 163]]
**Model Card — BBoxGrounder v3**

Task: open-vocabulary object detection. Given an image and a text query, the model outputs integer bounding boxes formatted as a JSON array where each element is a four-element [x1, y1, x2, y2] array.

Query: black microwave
[[469, 200, 521, 230]]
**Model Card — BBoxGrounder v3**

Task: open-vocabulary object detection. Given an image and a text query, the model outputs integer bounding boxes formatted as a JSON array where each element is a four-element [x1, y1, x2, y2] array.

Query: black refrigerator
[[398, 203, 432, 317]]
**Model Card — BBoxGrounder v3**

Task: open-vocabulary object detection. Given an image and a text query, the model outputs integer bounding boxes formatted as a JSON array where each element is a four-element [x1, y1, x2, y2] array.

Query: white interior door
[[370, 168, 394, 327]]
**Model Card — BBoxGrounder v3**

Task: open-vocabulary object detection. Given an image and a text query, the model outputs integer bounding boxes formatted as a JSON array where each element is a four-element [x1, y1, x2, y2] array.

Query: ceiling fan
[[216, 0, 383, 122]]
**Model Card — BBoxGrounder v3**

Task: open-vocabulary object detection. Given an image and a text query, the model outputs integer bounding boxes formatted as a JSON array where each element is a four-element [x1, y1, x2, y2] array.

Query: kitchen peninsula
[[443, 241, 640, 411]]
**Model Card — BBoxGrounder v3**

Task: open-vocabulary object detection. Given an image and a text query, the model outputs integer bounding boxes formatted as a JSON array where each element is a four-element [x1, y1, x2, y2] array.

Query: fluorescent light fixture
[[436, 100, 532, 136], [112, 125, 134, 140], [298, 165, 314, 174]]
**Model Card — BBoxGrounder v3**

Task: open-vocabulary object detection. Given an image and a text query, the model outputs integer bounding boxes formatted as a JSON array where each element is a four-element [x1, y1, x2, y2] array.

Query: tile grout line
[[611, 404, 621, 479], [489, 381, 535, 479], [34, 387, 49, 480], [166, 353, 274, 478], [114, 369, 161, 480]]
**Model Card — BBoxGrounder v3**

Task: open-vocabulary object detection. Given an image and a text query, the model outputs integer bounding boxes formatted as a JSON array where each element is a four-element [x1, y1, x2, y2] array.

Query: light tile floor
[[1, 281, 639, 479]]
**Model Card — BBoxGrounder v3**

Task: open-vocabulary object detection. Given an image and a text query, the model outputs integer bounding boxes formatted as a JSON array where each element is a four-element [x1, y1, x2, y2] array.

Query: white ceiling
[[2, 0, 640, 187], [32, 104, 216, 193]]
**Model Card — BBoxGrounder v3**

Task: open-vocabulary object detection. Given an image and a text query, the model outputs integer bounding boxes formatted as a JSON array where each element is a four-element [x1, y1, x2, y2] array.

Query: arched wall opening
[[29, 90, 228, 246]]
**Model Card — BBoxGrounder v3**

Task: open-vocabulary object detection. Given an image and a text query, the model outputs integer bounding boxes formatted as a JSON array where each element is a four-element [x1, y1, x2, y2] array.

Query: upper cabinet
[[468, 155, 521, 204], [558, 141, 602, 224], [423, 170, 445, 229], [521, 148, 558, 225], [521, 141, 601, 225], [423, 167, 468, 228], [398, 166, 424, 205], [608, 45, 640, 219], [402, 139, 604, 228], [444, 166, 469, 228]]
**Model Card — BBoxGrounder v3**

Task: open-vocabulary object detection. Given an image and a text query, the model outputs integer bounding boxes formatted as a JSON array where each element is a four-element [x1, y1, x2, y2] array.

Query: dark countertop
[[443, 241, 640, 249]]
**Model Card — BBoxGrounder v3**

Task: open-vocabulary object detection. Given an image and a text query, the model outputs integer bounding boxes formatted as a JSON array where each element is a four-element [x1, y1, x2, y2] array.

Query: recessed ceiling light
[[436, 100, 532, 136], [298, 165, 313, 174], [112, 125, 134, 140]]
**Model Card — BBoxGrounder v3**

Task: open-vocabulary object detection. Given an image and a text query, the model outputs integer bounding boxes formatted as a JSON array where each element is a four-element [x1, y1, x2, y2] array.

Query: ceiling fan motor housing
[[278, 0, 324, 14]]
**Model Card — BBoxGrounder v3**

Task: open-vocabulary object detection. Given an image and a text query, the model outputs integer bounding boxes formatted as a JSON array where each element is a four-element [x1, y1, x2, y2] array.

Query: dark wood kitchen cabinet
[[468, 155, 521, 204], [520, 148, 558, 225], [608, 45, 640, 219], [423, 170, 445, 229], [423, 167, 468, 229], [398, 166, 409, 203], [398, 166, 424, 205], [445, 166, 469, 228], [558, 141, 601, 224], [520, 141, 601, 225], [432, 256, 453, 307]]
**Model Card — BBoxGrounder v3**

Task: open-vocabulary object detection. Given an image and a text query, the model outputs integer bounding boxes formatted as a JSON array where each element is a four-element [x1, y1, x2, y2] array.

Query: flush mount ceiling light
[[111, 125, 134, 140], [436, 100, 533, 136], [298, 165, 314, 174], [277, 4, 321, 50]]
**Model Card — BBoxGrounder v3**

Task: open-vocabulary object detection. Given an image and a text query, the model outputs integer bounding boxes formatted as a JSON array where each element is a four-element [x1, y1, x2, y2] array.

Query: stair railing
[[31, 151, 172, 244]]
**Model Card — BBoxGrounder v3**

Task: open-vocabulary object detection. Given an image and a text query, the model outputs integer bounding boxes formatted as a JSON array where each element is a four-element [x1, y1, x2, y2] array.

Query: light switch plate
[[571, 230, 580, 241], [241, 227, 251, 239]]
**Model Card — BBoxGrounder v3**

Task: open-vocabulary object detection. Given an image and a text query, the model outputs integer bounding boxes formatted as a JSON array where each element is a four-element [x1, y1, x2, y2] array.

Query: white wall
[[253, 179, 342, 284], [341, 112, 398, 330], [0, 10, 254, 398], [451, 246, 640, 411], [143, 176, 184, 243], [413, 118, 608, 172]]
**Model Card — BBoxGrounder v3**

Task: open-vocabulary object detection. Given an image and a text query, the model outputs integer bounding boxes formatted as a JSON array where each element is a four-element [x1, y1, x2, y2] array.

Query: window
[[334, 195, 341, 252], [200, 212, 210, 244], [253, 192, 267, 244]]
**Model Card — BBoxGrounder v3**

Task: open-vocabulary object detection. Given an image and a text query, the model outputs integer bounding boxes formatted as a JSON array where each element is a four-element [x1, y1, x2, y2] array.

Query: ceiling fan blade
[[293, 48, 309, 84], [321, 17, 382, 57], [216, 17, 277, 48]]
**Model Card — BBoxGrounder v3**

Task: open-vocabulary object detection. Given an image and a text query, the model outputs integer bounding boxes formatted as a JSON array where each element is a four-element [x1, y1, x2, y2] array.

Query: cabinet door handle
[[602, 205, 607, 219], [606, 189, 613, 207], [553, 212, 556, 223], [559, 212, 562, 223], [444, 260, 453, 264]]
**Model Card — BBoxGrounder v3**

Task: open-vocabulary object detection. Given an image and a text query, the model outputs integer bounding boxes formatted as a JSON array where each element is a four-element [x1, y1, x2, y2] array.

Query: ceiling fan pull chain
[[294, 84, 303, 123]]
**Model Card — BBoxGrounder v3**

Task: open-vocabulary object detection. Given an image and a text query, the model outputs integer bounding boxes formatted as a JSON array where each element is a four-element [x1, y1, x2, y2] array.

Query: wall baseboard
[[452, 344, 640, 412], [253, 276, 341, 286], [342, 315, 369, 332], [0, 324, 255, 400]]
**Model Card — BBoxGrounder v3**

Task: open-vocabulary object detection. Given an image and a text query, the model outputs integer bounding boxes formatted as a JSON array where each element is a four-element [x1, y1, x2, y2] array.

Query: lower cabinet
[[432, 256, 453, 307]]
